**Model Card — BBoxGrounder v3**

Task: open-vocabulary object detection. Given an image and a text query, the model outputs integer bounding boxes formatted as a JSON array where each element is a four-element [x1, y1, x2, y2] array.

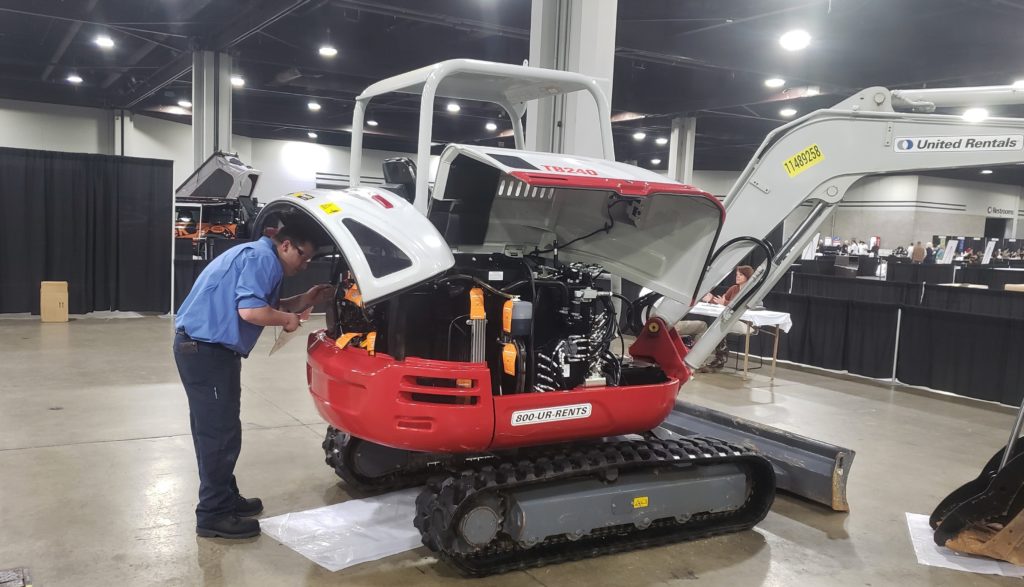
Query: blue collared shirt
[[175, 236, 283, 356]]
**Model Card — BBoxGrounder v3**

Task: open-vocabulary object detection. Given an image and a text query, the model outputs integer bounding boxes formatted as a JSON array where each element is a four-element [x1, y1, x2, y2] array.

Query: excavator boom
[[665, 85, 1024, 369]]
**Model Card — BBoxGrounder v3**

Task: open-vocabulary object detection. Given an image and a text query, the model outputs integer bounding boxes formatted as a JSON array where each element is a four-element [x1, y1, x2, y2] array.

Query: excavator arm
[[658, 85, 1024, 369], [654, 85, 1024, 513]]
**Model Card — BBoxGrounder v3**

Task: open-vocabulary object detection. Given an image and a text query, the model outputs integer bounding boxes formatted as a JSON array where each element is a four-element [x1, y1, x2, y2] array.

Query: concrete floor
[[0, 316, 1020, 586]]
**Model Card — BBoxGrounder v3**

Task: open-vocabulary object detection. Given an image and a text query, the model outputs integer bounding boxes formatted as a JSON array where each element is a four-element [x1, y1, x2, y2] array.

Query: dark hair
[[273, 211, 321, 248], [736, 265, 754, 279]]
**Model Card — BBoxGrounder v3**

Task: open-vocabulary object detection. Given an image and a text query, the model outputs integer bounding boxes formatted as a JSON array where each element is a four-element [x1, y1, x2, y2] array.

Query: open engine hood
[[258, 146, 723, 307], [255, 188, 454, 305], [430, 145, 724, 305]]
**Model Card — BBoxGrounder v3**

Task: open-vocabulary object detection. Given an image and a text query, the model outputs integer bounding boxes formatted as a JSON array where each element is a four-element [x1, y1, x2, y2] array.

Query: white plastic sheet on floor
[[905, 512, 1024, 578], [261, 488, 423, 572]]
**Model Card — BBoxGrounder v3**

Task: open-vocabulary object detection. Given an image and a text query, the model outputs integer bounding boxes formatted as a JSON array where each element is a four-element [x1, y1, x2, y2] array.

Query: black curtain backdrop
[[728, 293, 898, 379], [920, 285, 1024, 319], [0, 147, 172, 314], [956, 266, 1024, 290], [790, 273, 919, 304], [887, 263, 955, 284], [897, 306, 1024, 406], [794, 257, 837, 276]]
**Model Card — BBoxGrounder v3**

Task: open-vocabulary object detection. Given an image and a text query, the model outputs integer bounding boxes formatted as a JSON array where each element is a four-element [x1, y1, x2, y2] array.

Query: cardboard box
[[40, 281, 69, 322]]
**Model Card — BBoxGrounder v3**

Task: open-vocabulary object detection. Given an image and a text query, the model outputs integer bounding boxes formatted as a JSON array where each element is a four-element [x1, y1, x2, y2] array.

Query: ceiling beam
[[329, 0, 529, 39], [39, 0, 99, 82], [117, 0, 317, 108], [100, 0, 213, 90]]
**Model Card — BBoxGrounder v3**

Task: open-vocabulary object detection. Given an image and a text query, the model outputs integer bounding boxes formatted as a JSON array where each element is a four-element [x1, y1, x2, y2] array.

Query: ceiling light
[[764, 78, 785, 88], [168, 106, 187, 116], [962, 107, 989, 122], [66, 74, 83, 84], [805, 87, 821, 96], [366, 119, 379, 127], [307, 132, 318, 139], [446, 102, 461, 113], [486, 122, 498, 131], [779, 29, 811, 51], [780, 108, 798, 117], [177, 99, 192, 108], [632, 132, 646, 140], [651, 158, 662, 165], [981, 169, 994, 175], [231, 76, 244, 87], [94, 35, 114, 49], [318, 45, 338, 57], [655, 137, 668, 145], [1013, 80, 1024, 89], [307, 101, 321, 111]]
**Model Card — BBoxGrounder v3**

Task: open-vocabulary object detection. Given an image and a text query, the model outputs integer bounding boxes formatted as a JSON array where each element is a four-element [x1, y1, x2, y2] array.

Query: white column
[[192, 50, 233, 168], [668, 116, 697, 185], [526, 0, 617, 158]]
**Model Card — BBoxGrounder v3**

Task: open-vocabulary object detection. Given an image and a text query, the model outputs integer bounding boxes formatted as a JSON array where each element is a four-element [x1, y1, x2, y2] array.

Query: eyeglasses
[[295, 245, 313, 261]]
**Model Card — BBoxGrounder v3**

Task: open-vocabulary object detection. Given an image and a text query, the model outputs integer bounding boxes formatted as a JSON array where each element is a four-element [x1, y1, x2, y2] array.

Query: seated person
[[676, 265, 754, 372], [702, 265, 753, 306]]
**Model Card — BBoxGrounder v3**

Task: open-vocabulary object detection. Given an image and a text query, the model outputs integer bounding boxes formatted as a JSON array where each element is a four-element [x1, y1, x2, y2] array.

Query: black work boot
[[235, 495, 264, 517], [196, 515, 260, 539]]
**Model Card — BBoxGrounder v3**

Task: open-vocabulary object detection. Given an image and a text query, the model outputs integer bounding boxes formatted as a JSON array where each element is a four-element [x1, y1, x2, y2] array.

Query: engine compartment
[[325, 253, 669, 394]]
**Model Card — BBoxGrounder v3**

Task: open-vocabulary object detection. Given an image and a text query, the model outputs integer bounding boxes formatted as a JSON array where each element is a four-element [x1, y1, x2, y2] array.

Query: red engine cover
[[307, 322, 688, 454]]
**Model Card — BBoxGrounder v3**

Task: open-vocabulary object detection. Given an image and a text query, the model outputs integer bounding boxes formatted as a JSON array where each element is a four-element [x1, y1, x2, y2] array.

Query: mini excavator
[[246, 60, 1024, 574]]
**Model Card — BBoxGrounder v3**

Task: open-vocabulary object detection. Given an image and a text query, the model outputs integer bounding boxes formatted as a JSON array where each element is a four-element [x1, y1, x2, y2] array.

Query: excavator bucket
[[931, 441, 1024, 564]]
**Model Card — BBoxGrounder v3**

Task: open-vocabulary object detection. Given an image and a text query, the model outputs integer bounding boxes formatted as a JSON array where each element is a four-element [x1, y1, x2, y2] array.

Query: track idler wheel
[[322, 427, 436, 492]]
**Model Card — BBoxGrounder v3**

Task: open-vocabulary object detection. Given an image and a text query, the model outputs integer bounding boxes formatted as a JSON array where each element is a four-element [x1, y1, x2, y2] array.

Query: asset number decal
[[541, 165, 600, 176], [319, 202, 341, 214], [782, 144, 824, 178], [510, 403, 592, 426], [290, 192, 314, 201]]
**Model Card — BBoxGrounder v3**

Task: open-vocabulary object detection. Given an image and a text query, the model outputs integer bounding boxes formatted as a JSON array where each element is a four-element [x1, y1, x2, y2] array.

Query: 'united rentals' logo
[[895, 135, 1023, 152]]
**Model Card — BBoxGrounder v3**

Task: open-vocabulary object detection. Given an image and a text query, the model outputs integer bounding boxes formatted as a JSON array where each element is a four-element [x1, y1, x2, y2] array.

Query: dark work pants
[[173, 332, 243, 527]]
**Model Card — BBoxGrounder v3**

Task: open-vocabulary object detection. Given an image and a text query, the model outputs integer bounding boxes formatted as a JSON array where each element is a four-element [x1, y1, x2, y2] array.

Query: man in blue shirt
[[173, 213, 333, 539]]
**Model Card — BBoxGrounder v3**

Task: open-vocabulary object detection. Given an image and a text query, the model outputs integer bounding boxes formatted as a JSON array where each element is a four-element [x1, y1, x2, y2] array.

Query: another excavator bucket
[[932, 441, 1024, 565]]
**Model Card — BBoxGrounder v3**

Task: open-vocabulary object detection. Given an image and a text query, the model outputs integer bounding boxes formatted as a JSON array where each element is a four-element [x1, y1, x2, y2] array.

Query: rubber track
[[414, 436, 776, 576], [323, 427, 438, 492]]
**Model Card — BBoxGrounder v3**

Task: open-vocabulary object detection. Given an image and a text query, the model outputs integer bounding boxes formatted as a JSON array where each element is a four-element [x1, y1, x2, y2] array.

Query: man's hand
[[283, 312, 301, 333], [304, 284, 335, 307], [279, 284, 335, 313]]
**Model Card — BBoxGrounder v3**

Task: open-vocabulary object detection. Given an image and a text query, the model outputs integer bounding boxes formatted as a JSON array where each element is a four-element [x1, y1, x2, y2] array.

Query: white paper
[[261, 489, 423, 572], [905, 512, 1024, 578], [268, 308, 312, 356]]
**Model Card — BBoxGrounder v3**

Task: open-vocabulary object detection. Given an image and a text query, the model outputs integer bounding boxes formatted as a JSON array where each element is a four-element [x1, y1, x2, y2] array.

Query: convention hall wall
[[783, 174, 1024, 247], [0, 98, 431, 202]]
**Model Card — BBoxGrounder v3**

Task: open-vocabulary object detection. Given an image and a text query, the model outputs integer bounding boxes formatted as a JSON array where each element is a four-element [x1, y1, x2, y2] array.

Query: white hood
[[258, 146, 725, 307], [431, 145, 725, 305], [257, 188, 454, 305]]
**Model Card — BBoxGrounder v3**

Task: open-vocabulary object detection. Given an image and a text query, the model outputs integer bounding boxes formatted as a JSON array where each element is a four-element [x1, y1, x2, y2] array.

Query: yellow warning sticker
[[632, 496, 649, 509], [782, 144, 824, 178], [319, 202, 341, 214], [291, 192, 314, 201]]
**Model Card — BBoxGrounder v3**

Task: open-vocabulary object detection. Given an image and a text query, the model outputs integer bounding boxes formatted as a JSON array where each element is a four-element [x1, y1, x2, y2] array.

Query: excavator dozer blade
[[659, 401, 855, 511], [932, 443, 1024, 564]]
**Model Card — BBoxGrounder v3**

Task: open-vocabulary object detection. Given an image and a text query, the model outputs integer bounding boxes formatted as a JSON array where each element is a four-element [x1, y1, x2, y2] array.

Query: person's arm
[[279, 284, 335, 313], [239, 306, 301, 331], [720, 284, 740, 305], [235, 254, 303, 331]]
